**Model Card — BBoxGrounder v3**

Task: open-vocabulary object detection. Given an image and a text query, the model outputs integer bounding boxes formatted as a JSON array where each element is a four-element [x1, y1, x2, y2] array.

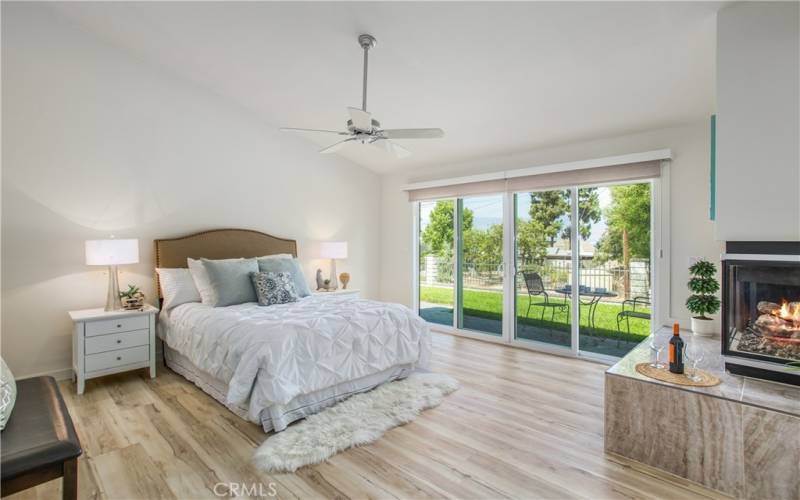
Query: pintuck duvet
[[160, 295, 431, 425]]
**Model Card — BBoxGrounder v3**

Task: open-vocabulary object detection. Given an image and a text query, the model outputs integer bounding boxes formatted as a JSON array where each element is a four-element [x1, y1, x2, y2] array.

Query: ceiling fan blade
[[370, 138, 412, 158], [280, 127, 349, 135], [319, 137, 355, 154], [381, 128, 445, 139], [347, 107, 373, 132]]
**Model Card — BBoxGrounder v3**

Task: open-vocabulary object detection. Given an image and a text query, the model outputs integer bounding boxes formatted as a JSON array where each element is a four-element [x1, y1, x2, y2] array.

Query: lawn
[[420, 285, 650, 341]]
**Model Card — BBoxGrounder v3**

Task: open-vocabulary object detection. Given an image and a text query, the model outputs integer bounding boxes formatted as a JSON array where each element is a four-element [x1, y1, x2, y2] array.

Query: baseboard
[[16, 367, 74, 382]]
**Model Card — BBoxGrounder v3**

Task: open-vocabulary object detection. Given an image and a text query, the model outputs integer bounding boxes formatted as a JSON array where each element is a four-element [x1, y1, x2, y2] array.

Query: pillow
[[0, 357, 16, 431], [258, 253, 294, 260], [257, 257, 311, 297], [251, 272, 298, 306], [197, 258, 259, 307], [156, 268, 201, 310], [187, 257, 240, 305]]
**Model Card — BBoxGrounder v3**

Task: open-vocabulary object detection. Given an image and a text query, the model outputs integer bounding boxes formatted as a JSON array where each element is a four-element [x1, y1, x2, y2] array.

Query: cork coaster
[[635, 363, 721, 387]]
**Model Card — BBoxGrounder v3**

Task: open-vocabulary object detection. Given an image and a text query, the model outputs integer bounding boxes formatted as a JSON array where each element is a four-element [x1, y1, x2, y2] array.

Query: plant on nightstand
[[119, 284, 145, 310], [686, 259, 720, 336]]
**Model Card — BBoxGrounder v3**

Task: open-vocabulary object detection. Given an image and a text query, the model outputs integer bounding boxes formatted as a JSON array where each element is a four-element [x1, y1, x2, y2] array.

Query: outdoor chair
[[521, 272, 569, 322], [616, 296, 651, 334]]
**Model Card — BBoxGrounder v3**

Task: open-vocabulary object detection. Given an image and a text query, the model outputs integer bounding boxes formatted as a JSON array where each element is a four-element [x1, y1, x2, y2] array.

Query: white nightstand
[[69, 305, 159, 394], [313, 289, 361, 298]]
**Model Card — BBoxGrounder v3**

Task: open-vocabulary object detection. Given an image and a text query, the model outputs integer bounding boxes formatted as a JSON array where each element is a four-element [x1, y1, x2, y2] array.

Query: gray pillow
[[257, 257, 311, 297], [0, 357, 16, 431], [251, 272, 298, 306], [200, 258, 259, 307]]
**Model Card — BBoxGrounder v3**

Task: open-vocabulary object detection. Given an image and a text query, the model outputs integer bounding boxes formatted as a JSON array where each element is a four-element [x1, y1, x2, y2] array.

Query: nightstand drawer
[[85, 345, 149, 372], [85, 315, 149, 337], [85, 329, 149, 355]]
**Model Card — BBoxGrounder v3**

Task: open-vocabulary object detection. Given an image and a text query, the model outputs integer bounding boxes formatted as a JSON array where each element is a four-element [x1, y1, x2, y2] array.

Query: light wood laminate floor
[[9, 333, 728, 499]]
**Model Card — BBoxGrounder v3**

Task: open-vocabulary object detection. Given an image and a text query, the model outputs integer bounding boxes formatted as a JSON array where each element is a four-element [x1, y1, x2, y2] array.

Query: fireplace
[[722, 242, 800, 386]]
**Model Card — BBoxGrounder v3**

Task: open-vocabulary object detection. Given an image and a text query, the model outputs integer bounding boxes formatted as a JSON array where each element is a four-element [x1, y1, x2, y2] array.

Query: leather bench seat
[[1, 376, 81, 498]]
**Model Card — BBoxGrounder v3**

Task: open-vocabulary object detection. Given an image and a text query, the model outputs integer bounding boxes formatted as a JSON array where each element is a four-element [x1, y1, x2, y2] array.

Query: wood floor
[[9, 333, 729, 500]]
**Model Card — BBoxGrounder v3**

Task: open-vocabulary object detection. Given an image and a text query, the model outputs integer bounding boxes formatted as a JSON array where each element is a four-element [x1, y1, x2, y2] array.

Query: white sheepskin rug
[[252, 372, 459, 472]]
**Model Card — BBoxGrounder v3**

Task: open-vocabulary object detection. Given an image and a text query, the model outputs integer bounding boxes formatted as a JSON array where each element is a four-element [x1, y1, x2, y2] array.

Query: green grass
[[420, 286, 650, 341]]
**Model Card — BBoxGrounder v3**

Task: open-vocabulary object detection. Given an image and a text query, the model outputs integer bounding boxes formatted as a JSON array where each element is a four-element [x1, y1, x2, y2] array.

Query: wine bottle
[[669, 322, 685, 374]]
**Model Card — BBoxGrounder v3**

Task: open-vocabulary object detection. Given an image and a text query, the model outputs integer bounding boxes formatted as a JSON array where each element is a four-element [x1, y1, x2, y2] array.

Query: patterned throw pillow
[[251, 272, 298, 306]]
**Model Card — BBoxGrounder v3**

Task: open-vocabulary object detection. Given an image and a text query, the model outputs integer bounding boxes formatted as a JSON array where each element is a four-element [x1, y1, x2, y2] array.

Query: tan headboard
[[154, 229, 298, 298]]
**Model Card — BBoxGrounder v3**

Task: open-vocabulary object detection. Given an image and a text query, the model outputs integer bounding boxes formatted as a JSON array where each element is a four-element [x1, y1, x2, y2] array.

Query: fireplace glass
[[723, 261, 800, 365]]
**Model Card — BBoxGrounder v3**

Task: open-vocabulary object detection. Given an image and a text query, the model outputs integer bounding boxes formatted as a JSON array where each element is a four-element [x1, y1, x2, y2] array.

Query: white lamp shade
[[85, 239, 139, 266], [320, 241, 348, 259]]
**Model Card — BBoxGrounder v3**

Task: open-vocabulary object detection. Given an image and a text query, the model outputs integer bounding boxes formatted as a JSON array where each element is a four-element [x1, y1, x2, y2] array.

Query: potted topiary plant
[[686, 259, 721, 336]]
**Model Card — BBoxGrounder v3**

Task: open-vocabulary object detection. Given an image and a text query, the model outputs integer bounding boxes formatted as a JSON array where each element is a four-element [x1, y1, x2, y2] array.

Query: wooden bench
[[1, 376, 82, 499]]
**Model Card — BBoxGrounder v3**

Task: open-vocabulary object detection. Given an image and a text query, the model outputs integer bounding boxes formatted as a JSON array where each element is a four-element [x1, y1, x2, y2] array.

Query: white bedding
[[158, 295, 431, 427]]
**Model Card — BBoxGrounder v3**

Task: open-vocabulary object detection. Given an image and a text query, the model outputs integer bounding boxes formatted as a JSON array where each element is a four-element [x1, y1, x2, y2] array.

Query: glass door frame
[[412, 172, 667, 361]]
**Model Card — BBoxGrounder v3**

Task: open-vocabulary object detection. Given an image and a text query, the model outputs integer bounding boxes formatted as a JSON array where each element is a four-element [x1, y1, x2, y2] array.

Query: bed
[[154, 229, 431, 432]]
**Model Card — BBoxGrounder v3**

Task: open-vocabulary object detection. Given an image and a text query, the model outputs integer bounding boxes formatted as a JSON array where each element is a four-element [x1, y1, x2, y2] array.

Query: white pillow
[[156, 268, 201, 310], [259, 253, 294, 260]]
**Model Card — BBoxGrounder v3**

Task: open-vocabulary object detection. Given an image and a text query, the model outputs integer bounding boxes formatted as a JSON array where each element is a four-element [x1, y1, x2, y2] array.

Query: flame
[[777, 300, 800, 323]]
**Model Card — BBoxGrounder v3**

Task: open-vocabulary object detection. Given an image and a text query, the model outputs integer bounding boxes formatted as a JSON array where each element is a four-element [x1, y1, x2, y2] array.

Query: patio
[[420, 286, 650, 358]]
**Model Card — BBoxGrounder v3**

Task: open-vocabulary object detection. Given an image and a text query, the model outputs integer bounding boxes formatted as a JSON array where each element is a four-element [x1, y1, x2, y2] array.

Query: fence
[[420, 255, 650, 300]]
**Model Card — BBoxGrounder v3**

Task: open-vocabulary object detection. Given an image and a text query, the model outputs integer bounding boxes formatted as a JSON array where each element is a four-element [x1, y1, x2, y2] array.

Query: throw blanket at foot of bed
[[252, 372, 459, 472]]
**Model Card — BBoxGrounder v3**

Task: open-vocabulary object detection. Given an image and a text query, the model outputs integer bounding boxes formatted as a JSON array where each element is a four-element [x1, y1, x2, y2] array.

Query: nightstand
[[313, 289, 361, 298], [68, 305, 158, 394]]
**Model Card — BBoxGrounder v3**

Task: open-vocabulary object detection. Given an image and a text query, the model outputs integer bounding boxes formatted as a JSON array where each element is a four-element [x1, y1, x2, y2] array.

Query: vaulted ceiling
[[51, 2, 720, 173]]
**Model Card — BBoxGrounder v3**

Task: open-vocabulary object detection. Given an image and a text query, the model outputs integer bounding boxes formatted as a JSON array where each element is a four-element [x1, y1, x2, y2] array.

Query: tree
[[421, 200, 473, 257], [595, 183, 651, 299], [516, 218, 549, 266], [595, 184, 651, 263], [529, 189, 600, 247]]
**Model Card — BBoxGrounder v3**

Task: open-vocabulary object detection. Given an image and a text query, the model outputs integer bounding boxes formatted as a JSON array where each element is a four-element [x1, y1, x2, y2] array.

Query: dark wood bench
[[1, 376, 82, 499]]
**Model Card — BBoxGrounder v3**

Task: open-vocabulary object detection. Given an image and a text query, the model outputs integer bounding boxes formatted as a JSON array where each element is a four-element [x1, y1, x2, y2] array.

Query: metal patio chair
[[616, 296, 651, 335], [521, 272, 569, 322]]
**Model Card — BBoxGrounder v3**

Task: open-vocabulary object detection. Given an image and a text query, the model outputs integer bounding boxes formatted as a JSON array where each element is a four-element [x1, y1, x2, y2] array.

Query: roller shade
[[505, 160, 661, 192], [407, 179, 507, 202], [405, 157, 663, 201]]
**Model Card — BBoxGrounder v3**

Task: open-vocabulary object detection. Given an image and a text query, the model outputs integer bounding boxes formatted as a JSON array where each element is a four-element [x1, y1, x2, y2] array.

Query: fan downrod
[[358, 34, 377, 50]]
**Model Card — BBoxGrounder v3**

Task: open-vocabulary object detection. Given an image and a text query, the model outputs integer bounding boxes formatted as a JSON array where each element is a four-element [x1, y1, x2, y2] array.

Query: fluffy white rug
[[252, 372, 459, 472]]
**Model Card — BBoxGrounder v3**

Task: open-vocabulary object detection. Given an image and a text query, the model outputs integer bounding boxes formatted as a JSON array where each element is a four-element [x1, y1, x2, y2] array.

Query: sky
[[420, 187, 612, 246]]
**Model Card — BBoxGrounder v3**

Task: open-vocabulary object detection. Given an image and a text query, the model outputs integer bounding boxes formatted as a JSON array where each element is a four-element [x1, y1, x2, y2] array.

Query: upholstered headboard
[[154, 229, 298, 298]]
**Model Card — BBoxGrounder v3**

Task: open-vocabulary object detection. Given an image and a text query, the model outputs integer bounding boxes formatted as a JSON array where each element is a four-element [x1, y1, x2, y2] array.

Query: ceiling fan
[[279, 34, 444, 158]]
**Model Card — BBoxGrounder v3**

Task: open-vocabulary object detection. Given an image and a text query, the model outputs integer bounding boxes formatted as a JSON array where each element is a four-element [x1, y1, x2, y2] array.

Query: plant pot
[[121, 294, 145, 310], [691, 316, 717, 337]]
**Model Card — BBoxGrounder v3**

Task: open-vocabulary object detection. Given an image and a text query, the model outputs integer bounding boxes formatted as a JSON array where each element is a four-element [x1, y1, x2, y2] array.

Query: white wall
[[1, 4, 381, 378], [715, 2, 800, 241], [380, 121, 722, 327]]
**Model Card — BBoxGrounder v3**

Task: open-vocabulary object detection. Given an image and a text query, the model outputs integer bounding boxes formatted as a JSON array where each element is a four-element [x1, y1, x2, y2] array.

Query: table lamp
[[85, 239, 139, 311], [319, 241, 347, 290]]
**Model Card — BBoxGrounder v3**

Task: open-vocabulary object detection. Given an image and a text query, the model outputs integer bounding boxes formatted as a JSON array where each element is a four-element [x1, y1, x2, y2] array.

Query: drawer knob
[[117, 339, 122, 344], [116, 356, 122, 361], [116, 324, 122, 328]]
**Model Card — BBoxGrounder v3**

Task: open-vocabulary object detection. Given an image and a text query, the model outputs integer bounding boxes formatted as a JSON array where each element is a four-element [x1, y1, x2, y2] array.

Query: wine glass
[[649, 330, 670, 368], [684, 341, 706, 382]]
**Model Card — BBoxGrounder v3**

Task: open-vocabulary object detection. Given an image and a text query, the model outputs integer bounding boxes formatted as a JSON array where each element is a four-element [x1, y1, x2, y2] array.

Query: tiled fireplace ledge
[[605, 329, 800, 499]]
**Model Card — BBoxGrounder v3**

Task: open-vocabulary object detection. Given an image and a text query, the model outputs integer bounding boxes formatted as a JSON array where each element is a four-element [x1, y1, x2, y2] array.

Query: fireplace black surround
[[722, 241, 800, 386]]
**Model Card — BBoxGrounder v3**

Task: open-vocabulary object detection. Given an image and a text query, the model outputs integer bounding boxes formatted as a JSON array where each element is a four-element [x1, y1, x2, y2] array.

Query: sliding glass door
[[418, 199, 454, 327], [457, 195, 504, 336], [578, 184, 651, 357], [415, 178, 655, 359], [514, 189, 573, 348]]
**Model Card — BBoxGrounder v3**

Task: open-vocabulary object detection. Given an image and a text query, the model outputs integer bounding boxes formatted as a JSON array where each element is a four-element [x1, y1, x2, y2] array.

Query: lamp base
[[329, 259, 338, 290], [105, 265, 122, 311]]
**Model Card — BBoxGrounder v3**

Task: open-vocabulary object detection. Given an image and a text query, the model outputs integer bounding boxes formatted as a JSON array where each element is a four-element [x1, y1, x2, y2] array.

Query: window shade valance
[[406, 156, 665, 201]]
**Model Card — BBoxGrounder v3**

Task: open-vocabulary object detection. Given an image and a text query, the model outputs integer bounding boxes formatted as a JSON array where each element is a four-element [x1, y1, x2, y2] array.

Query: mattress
[[158, 295, 431, 432]]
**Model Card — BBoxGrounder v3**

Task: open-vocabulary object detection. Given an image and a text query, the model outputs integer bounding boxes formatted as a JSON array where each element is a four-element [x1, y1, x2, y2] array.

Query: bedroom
[[1, 1, 799, 499]]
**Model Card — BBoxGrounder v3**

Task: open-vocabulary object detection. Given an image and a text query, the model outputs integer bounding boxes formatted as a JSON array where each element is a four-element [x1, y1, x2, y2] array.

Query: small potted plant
[[685, 259, 720, 336], [120, 284, 145, 310]]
